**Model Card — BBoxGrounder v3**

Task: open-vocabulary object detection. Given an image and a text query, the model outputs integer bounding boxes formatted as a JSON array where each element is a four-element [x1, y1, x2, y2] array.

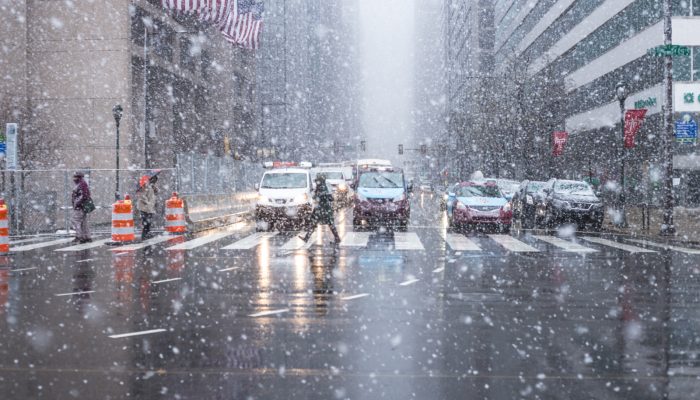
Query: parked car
[[513, 180, 548, 229], [495, 179, 520, 201], [537, 179, 603, 230], [446, 181, 513, 233]]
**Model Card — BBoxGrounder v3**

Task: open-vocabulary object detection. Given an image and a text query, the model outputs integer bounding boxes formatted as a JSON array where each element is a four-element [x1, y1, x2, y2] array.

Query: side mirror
[[407, 183, 414, 193], [254, 183, 260, 191]]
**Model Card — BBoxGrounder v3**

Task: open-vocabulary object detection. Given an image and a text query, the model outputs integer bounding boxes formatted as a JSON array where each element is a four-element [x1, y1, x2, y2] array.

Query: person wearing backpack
[[71, 171, 94, 243]]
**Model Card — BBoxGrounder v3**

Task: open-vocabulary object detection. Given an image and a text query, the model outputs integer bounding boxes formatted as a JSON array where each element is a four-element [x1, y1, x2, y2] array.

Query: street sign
[[0, 130, 5, 158], [5, 123, 18, 170], [647, 44, 690, 57], [552, 131, 568, 156], [675, 114, 697, 144]]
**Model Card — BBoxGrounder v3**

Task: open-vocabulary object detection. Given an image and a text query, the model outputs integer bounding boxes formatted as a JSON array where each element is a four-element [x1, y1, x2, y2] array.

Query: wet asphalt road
[[1, 193, 700, 399]]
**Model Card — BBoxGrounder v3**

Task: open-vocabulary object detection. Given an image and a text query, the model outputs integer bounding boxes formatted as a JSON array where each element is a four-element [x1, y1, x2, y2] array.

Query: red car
[[447, 181, 513, 232]]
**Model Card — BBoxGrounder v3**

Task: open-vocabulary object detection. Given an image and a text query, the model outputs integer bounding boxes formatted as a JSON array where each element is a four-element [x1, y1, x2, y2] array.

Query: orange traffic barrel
[[111, 194, 135, 243], [165, 192, 186, 234], [0, 199, 9, 255]]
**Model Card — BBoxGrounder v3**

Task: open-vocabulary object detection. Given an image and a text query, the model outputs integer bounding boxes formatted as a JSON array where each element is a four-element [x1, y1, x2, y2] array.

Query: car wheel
[[398, 219, 409, 232], [353, 217, 363, 231], [501, 224, 512, 234], [592, 220, 603, 232]]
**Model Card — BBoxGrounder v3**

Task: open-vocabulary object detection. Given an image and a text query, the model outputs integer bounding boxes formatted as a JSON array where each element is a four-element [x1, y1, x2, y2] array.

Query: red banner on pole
[[552, 131, 569, 156], [624, 109, 647, 148]]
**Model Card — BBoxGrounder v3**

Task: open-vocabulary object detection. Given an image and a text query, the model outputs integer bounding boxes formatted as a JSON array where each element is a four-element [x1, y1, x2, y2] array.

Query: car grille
[[369, 198, 391, 204], [571, 202, 591, 210], [469, 205, 501, 212]]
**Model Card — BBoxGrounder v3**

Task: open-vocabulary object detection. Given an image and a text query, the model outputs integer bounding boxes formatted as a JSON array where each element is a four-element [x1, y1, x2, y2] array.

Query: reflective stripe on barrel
[[0, 202, 9, 254]]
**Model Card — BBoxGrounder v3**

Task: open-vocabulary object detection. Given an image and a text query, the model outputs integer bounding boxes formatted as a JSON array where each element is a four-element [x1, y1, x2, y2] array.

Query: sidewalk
[[605, 205, 700, 245]]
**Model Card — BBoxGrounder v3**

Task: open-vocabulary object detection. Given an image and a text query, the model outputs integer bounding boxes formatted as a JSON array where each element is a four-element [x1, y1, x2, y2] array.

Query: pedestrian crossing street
[[8, 230, 700, 256]]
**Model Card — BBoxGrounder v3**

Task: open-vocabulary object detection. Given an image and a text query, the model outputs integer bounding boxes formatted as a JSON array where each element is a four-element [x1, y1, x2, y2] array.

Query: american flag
[[219, 0, 264, 50], [161, 0, 264, 50]]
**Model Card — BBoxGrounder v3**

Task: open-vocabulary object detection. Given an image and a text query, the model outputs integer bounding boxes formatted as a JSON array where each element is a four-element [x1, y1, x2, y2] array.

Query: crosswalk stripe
[[445, 234, 481, 251], [393, 232, 425, 251], [340, 232, 371, 248], [626, 239, 700, 255], [221, 232, 278, 250], [166, 231, 239, 251], [13, 238, 76, 252], [533, 235, 597, 253], [488, 234, 540, 252], [55, 238, 111, 252], [10, 237, 51, 245], [581, 237, 656, 253], [280, 232, 317, 250], [111, 235, 176, 251]]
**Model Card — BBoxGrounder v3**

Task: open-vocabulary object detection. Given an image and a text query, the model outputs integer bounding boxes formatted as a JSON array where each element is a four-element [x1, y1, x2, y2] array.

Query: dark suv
[[537, 179, 603, 230]]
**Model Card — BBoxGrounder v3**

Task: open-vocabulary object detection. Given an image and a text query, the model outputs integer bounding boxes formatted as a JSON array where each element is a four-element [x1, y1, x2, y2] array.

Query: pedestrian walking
[[71, 171, 94, 243], [136, 175, 158, 240], [300, 175, 341, 244]]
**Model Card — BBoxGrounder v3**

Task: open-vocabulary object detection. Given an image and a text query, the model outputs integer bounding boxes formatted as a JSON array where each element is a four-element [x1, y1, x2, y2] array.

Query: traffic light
[[398, 144, 404, 155], [360, 140, 366, 152], [420, 144, 427, 155]]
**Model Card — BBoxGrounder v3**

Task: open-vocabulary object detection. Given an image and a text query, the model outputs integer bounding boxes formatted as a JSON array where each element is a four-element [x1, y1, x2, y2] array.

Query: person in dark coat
[[71, 171, 92, 243], [300, 175, 341, 244]]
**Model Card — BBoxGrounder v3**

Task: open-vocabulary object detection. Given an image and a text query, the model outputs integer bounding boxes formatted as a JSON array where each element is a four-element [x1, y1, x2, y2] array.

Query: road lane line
[[393, 232, 425, 251], [340, 232, 371, 248], [54, 290, 95, 297], [581, 237, 657, 253], [151, 277, 182, 284], [445, 234, 481, 251], [533, 235, 597, 253], [108, 328, 167, 339], [488, 235, 540, 252], [13, 238, 75, 252], [432, 267, 445, 273], [76, 258, 95, 263], [399, 278, 420, 286], [249, 308, 289, 317], [10, 267, 37, 272], [9, 237, 49, 245], [220, 232, 278, 250], [55, 238, 111, 252], [112, 235, 176, 251], [217, 267, 240, 272], [280, 232, 317, 250], [626, 239, 700, 255], [167, 231, 239, 251], [340, 293, 370, 301]]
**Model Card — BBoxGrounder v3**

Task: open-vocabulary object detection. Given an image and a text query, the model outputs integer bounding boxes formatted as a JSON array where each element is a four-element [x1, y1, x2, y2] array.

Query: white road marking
[[76, 258, 95, 263], [249, 308, 289, 317], [112, 235, 176, 251], [626, 239, 700, 255], [488, 235, 540, 252], [108, 328, 167, 339], [13, 238, 75, 252], [167, 231, 239, 251], [220, 232, 278, 250], [581, 237, 657, 253], [54, 290, 95, 297], [399, 278, 420, 286], [151, 277, 182, 284], [445, 234, 481, 251], [280, 232, 317, 251], [340, 232, 371, 248], [432, 267, 445, 273], [56, 238, 111, 252], [9, 237, 49, 245], [217, 266, 240, 272], [533, 235, 597, 253], [340, 293, 370, 301], [393, 232, 425, 251], [10, 267, 37, 272]]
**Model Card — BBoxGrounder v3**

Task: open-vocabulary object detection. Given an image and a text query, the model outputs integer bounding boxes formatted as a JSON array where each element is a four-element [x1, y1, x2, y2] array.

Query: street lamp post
[[660, 0, 676, 235], [112, 104, 123, 200], [615, 81, 629, 227]]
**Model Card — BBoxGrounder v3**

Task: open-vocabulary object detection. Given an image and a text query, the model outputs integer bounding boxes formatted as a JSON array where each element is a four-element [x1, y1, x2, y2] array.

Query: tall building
[[489, 0, 700, 205], [257, 0, 362, 162], [443, 0, 495, 178]]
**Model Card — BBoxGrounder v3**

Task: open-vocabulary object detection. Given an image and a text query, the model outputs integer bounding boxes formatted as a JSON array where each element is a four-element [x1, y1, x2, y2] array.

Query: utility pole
[[660, 0, 676, 235]]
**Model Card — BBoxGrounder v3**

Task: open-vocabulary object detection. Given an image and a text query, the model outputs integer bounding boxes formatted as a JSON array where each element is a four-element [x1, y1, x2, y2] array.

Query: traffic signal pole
[[660, 0, 676, 235]]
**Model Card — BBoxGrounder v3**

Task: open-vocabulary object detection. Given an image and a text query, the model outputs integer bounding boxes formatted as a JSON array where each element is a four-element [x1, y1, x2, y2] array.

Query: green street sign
[[647, 44, 691, 57]]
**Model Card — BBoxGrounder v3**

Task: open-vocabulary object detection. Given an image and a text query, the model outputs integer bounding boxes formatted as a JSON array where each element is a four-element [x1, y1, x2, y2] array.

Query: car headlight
[[337, 183, 348, 191], [455, 201, 466, 210], [293, 193, 309, 204], [257, 194, 270, 204], [502, 202, 512, 212], [553, 199, 570, 208], [356, 193, 368, 202], [393, 193, 406, 202], [526, 195, 533, 205]]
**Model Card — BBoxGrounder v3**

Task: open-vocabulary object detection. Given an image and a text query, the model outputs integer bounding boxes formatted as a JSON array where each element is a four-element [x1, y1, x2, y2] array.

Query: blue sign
[[0, 142, 5, 156], [675, 115, 697, 144]]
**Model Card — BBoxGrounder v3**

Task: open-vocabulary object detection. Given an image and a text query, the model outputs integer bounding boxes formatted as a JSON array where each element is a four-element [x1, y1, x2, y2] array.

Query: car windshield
[[358, 171, 404, 188], [527, 182, 546, 193], [496, 180, 519, 194], [554, 181, 594, 195], [457, 185, 502, 198], [318, 172, 343, 180], [260, 173, 307, 189]]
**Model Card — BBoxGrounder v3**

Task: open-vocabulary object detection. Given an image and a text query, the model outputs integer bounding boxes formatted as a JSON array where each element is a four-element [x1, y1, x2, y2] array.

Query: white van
[[255, 162, 313, 230]]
